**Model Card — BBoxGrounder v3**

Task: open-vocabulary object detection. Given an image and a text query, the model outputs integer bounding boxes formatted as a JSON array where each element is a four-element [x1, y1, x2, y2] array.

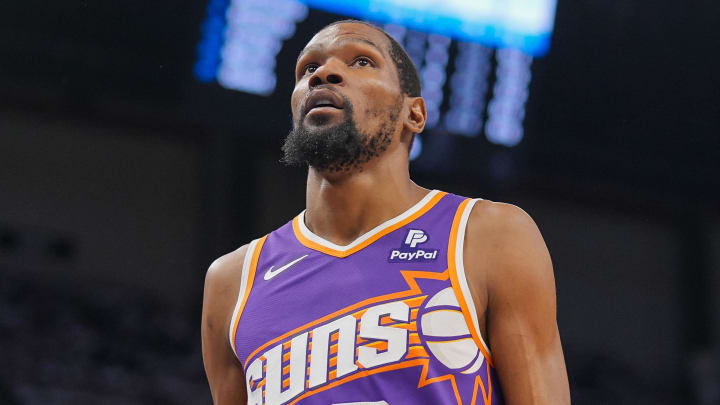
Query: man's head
[[282, 20, 426, 174]]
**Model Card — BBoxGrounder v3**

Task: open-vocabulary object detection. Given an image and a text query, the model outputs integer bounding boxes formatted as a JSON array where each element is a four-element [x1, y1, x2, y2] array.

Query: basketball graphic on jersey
[[418, 287, 485, 374]]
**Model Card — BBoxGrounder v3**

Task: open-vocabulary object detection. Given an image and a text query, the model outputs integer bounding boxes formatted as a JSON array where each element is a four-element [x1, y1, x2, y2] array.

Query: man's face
[[283, 23, 404, 172]]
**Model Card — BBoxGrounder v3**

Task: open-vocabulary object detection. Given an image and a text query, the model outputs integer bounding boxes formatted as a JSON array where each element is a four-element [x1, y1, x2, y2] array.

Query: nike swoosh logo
[[264, 254, 309, 281]]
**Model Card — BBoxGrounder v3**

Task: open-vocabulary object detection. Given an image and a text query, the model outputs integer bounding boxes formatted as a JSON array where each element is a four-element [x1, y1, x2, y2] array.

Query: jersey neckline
[[292, 189, 446, 258]]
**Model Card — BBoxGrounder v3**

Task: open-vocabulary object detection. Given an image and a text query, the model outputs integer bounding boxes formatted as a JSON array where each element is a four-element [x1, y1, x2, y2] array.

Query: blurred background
[[1, 0, 718, 403]]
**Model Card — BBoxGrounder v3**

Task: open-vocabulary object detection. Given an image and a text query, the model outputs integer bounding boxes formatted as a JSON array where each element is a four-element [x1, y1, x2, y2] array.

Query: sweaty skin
[[201, 22, 570, 405]]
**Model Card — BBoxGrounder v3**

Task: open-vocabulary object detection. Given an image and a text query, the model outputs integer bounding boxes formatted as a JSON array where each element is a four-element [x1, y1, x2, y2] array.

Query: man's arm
[[201, 245, 249, 404], [466, 201, 570, 405]]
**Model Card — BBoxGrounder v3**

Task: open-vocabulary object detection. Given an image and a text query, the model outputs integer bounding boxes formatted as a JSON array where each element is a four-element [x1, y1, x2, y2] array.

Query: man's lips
[[302, 89, 345, 116]]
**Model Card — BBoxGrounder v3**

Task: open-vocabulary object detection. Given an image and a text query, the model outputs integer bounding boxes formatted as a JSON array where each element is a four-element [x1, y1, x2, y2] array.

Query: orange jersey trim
[[448, 199, 494, 366], [292, 191, 447, 258], [230, 235, 268, 358]]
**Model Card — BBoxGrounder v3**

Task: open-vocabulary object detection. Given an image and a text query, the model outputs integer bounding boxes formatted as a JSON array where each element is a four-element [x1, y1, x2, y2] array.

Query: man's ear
[[403, 96, 427, 135]]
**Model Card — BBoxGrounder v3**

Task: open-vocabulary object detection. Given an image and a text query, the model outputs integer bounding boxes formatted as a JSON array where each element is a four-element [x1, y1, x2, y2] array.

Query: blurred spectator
[[0, 269, 208, 404]]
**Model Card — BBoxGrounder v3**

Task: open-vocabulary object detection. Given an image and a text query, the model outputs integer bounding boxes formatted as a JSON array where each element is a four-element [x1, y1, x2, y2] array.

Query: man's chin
[[283, 110, 373, 173], [303, 113, 344, 128], [308, 163, 364, 177]]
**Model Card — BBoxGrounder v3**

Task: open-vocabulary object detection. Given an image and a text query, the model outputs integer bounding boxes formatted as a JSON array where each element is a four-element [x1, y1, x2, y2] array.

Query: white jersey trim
[[454, 198, 492, 357], [228, 238, 260, 362], [297, 189, 440, 252]]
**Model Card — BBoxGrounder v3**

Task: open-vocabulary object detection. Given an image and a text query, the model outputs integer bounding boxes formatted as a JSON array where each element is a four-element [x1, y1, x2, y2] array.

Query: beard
[[281, 96, 399, 173]]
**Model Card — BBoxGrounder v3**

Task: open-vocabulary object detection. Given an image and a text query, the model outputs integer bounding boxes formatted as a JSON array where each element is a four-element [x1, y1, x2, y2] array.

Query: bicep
[[202, 254, 249, 404], [480, 204, 570, 404]]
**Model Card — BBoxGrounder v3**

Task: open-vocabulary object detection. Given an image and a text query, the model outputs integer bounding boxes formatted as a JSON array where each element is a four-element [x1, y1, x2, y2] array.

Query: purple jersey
[[230, 190, 504, 405]]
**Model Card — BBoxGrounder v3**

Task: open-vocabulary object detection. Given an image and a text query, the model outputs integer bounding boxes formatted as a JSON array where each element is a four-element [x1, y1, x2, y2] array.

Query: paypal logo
[[404, 229, 428, 248], [389, 229, 438, 263]]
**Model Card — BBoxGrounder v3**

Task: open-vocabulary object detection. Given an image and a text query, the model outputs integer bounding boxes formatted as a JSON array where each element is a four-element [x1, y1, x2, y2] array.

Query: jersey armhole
[[228, 235, 267, 363], [448, 198, 493, 366]]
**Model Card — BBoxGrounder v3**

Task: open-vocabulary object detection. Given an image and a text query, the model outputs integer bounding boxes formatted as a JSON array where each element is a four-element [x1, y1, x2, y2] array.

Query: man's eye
[[303, 64, 318, 74], [352, 57, 372, 67]]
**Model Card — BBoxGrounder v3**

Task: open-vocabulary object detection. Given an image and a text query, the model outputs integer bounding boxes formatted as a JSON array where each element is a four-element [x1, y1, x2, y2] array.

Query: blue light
[[297, 0, 557, 56], [193, 0, 548, 145], [485, 48, 533, 147], [421, 34, 451, 129], [193, 0, 230, 83], [383, 23, 407, 43], [445, 42, 492, 136], [194, 0, 308, 95], [409, 135, 423, 161]]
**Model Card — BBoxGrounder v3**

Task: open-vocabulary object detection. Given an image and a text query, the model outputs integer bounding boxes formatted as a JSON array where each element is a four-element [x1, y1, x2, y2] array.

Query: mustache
[[297, 85, 353, 121]]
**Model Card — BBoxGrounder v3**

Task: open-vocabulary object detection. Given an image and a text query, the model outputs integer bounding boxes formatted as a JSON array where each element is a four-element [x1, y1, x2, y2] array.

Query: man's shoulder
[[205, 244, 251, 290], [464, 198, 551, 281], [466, 198, 539, 239], [463, 198, 546, 266]]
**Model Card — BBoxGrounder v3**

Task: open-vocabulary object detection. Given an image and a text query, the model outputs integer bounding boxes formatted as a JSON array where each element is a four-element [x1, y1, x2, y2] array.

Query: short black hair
[[322, 19, 422, 97]]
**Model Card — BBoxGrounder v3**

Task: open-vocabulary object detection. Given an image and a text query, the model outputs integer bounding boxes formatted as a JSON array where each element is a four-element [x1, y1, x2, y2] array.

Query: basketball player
[[202, 20, 570, 405]]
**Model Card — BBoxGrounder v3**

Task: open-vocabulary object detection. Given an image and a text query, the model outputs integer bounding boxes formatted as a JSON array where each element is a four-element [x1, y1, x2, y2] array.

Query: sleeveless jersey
[[230, 190, 504, 405]]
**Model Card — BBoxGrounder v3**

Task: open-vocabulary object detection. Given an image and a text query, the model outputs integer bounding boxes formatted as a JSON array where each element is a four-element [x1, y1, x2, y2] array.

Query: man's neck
[[304, 161, 428, 247]]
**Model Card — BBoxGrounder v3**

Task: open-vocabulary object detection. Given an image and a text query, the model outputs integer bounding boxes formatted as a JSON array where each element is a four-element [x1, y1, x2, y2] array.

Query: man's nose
[[308, 59, 344, 87]]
